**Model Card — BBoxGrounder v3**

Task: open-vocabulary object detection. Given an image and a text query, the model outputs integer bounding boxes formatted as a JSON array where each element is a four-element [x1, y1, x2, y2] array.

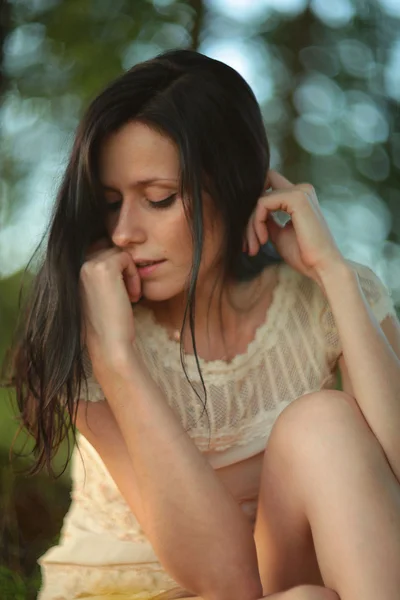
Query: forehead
[[99, 121, 180, 185]]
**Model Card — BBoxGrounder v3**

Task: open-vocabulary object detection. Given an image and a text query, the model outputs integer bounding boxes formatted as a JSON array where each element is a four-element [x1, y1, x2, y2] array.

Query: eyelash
[[106, 194, 177, 212]]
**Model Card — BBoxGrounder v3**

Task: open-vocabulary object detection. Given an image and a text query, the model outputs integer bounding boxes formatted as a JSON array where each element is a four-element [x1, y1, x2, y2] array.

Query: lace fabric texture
[[38, 261, 397, 599], [80, 260, 397, 457]]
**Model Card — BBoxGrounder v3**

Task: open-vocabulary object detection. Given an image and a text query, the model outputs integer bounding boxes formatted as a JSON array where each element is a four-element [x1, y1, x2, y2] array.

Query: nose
[[111, 201, 147, 248]]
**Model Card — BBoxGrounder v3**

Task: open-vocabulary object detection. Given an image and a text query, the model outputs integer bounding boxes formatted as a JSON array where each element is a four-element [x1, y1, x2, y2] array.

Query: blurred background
[[1, 0, 400, 597]]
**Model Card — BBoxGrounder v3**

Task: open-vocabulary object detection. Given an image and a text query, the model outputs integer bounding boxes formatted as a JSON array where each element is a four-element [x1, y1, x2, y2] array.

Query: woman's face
[[99, 121, 224, 303]]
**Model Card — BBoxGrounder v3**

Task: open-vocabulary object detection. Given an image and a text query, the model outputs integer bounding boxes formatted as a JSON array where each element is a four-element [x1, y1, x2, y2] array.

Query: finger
[[246, 213, 260, 256], [118, 252, 141, 303], [86, 237, 112, 259], [254, 201, 269, 245], [297, 182, 317, 205], [268, 170, 295, 191], [87, 247, 118, 265]]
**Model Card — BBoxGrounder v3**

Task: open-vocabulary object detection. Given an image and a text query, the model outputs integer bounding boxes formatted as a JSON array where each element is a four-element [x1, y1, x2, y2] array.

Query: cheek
[[160, 200, 223, 268], [166, 213, 221, 266], [161, 210, 192, 258]]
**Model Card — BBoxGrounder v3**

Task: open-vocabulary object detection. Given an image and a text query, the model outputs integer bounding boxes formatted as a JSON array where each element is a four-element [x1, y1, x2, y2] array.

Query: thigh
[[254, 457, 323, 589], [254, 394, 333, 594], [254, 389, 400, 597]]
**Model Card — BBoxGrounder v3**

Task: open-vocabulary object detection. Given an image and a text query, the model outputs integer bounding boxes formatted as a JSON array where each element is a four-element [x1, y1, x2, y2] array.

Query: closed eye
[[147, 193, 177, 209], [105, 194, 177, 212]]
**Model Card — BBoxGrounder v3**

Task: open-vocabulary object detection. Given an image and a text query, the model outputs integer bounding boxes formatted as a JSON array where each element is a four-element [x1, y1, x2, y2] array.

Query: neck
[[142, 267, 273, 340]]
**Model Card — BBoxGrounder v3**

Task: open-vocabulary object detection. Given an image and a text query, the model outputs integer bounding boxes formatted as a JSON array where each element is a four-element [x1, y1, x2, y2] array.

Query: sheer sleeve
[[348, 261, 398, 322], [316, 260, 398, 369]]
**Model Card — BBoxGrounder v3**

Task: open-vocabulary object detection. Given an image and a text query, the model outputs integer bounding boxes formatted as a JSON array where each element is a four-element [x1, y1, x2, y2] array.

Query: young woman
[[6, 49, 400, 600]]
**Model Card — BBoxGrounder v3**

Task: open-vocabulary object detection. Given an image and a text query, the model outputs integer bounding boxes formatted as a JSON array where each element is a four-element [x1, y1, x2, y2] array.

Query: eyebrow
[[101, 178, 178, 190]]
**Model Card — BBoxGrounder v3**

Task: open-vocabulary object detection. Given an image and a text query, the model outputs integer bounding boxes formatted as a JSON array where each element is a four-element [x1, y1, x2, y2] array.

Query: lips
[[135, 259, 164, 266], [135, 260, 166, 277]]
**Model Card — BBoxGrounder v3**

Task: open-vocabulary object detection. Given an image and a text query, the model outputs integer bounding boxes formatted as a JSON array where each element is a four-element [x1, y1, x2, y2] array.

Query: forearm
[[92, 349, 262, 600], [318, 261, 400, 478]]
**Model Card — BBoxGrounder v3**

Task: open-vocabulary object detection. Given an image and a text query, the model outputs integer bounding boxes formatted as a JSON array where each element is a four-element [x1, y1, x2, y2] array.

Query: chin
[[140, 280, 186, 303]]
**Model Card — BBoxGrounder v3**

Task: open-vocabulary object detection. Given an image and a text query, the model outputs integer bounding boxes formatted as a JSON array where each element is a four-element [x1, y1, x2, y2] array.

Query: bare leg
[[152, 585, 337, 600], [254, 391, 400, 600]]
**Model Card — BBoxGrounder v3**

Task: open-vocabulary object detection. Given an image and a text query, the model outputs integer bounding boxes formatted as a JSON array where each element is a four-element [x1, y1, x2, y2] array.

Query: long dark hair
[[2, 49, 284, 476]]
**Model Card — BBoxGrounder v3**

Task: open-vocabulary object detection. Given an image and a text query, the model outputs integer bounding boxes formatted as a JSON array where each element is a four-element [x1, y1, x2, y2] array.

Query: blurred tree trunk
[[189, 0, 204, 50], [267, 8, 315, 183], [0, 0, 11, 100]]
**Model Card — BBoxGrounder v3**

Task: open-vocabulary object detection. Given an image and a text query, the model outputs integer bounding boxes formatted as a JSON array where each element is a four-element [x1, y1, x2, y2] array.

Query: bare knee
[[274, 389, 361, 431], [268, 390, 370, 459], [284, 585, 339, 600], [263, 390, 384, 500]]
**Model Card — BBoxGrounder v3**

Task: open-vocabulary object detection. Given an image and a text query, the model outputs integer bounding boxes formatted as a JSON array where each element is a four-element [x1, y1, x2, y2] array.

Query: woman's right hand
[[79, 238, 142, 368]]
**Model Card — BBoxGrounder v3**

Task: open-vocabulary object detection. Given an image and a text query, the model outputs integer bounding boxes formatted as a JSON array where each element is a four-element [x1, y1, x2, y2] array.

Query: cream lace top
[[82, 259, 397, 467], [38, 260, 398, 599]]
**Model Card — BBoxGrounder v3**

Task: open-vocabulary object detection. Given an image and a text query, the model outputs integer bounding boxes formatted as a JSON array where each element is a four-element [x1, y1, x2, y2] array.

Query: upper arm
[[338, 313, 400, 397], [75, 399, 145, 525]]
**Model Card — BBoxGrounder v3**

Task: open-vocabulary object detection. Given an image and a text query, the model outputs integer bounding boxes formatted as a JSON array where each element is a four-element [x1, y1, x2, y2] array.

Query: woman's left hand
[[244, 170, 347, 286]]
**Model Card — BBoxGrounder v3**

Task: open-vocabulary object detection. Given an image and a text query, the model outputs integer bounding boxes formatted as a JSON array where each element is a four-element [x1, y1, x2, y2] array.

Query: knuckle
[[80, 257, 111, 279], [294, 190, 308, 204], [80, 261, 92, 278], [288, 586, 339, 600], [295, 183, 313, 200], [257, 194, 267, 206], [299, 183, 315, 195], [91, 261, 107, 274]]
